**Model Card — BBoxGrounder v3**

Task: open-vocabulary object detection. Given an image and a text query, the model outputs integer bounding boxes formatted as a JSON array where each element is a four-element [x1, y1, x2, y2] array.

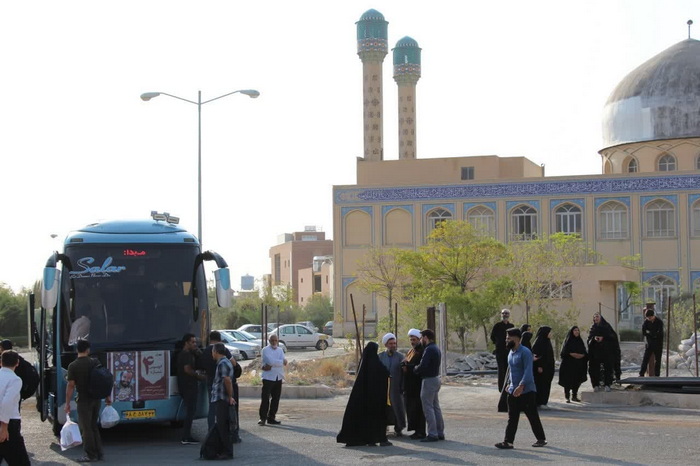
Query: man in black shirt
[[640, 309, 664, 377], [177, 333, 204, 445], [491, 309, 515, 393], [65, 339, 111, 463]]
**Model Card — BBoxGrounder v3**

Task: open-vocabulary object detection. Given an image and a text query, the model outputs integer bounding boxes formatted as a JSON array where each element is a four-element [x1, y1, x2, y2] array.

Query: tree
[[508, 233, 599, 322], [399, 221, 510, 352], [355, 247, 410, 331], [0, 283, 29, 343], [302, 294, 333, 330]]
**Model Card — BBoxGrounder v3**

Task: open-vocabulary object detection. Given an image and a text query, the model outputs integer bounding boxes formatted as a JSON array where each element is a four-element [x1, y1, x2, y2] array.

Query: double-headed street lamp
[[140, 89, 260, 247]]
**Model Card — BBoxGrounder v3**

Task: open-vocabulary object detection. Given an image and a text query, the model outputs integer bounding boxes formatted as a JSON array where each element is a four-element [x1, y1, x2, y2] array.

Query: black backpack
[[15, 356, 40, 400], [87, 359, 114, 400]]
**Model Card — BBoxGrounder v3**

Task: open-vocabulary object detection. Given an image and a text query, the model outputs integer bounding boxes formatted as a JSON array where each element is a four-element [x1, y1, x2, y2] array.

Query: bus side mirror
[[41, 267, 61, 310], [214, 268, 232, 308]]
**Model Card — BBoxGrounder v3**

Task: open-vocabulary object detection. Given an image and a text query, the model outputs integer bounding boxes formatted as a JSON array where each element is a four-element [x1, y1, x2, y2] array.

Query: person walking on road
[[491, 309, 515, 394], [0, 350, 31, 466], [258, 334, 287, 426], [378, 333, 406, 437], [495, 328, 547, 450], [414, 329, 444, 443], [65, 339, 111, 462]]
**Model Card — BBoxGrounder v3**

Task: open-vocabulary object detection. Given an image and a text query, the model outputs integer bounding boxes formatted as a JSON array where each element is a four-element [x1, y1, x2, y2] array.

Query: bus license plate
[[123, 409, 156, 419]]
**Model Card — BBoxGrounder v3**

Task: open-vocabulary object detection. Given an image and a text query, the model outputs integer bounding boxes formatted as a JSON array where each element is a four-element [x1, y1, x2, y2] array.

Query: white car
[[236, 324, 264, 339], [221, 329, 287, 353], [271, 324, 334, 350]]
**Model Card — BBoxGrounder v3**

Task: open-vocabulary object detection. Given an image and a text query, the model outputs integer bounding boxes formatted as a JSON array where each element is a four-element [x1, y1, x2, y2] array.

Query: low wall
[[239, 384, 333, 399], [582, 390, 700, 409]]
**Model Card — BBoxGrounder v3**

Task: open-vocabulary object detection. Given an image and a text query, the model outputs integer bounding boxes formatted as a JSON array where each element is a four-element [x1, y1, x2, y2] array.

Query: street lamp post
[[140, 89, 260, 247]]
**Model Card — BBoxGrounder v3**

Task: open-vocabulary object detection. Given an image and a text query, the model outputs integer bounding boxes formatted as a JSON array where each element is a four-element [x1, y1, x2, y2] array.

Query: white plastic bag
[[100, 405, 120, 429], [60, 419, 82, 451]]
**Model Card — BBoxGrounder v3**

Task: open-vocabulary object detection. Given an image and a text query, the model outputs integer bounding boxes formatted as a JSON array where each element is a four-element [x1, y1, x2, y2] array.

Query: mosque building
[[333, 9, 700, 337]]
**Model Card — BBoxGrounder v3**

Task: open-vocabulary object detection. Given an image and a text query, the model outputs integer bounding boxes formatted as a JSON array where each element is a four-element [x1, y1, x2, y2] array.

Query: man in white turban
[[378, 333, 406, 437]]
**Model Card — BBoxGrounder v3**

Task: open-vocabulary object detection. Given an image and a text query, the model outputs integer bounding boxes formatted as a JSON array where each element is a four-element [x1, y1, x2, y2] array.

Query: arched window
[[644, 275, 676, 311], [598, 201, 628, 239], [554, 203, 582, 235], [692, 200, 700, 237], [645, 199, 675, 237], [626, 157, 638, 173], [658, 154, 676, 171], [427, 208, 452, 233], [467, 206, 495, 236], [511, 205, 538, 240]]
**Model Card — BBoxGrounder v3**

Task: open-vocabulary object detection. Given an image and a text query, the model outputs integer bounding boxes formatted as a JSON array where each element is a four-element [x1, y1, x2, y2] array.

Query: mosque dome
[[359, 9, 385, 22], [601, 38, 700, 149]]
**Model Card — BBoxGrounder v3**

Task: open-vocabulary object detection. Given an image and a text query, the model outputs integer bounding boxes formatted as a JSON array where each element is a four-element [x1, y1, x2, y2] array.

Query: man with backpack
[[0, 340, 39, 404], [65, 339, 112, 463]]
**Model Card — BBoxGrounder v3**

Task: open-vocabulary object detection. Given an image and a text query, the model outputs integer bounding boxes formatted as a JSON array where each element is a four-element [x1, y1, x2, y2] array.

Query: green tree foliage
[[301, 294, 333, 331], [399, 221, 510, 351], [355, 247, 410, 331], [0, 284, 29, 343], [528, 306, 581, 350], [508, 233, 598, 320]]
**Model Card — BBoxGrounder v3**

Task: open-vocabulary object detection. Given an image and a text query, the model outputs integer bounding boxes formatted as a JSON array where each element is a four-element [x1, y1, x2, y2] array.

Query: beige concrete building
[[269, 227, 333, 307], [298, 257, 333, 307], [332, 10, 700, 338]]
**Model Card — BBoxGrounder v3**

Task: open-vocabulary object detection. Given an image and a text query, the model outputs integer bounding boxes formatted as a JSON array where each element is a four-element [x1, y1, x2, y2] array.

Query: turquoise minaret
[[357, 9, 388, 161], [393, 36, 421, 159]]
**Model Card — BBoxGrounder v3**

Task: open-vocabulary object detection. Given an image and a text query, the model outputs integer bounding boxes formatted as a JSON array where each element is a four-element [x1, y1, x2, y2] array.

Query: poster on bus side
[[108, 350, 169, 401]]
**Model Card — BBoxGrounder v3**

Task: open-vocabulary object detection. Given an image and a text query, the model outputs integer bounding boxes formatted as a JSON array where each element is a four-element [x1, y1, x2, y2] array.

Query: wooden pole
[[362, 304, 366, 350], [694, 294, 698, 377], [394, 302, 398, 339], [349, 294, 362, 364], [666, 296, 672, 377]]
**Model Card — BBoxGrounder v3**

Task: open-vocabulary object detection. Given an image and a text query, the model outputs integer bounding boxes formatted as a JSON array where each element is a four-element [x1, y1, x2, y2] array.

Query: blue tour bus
[[34, 213, 232, 435]]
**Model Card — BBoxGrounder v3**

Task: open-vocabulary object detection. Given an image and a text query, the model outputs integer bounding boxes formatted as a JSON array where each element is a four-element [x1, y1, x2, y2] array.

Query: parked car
[[322, 321, 333, 335], [267, 322, 281, 331], [217, 330, 261, 360], [296, 321, 319, 332], [220, 329, 287, 353], [271, 324, 334, 350], [236, 324, 264, 339], [221, 344, 242, 361]]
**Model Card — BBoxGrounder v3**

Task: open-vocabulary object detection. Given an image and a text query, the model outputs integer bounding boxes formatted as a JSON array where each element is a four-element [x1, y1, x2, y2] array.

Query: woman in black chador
[[337, 341, 392, 447], [532, 326, 555, 407], [587, 312, 615, 391], [558, 326, 588, 402]]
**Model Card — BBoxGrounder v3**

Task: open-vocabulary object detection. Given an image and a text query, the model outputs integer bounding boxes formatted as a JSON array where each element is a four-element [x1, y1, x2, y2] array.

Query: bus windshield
[[61, 244, 204, 350]]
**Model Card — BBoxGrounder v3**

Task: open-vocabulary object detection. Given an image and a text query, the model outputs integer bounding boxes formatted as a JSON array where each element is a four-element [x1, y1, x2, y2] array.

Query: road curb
[[239, 384, 334, 399]]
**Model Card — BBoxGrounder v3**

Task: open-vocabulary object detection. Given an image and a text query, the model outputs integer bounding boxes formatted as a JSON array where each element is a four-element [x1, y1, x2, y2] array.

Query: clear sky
[[1, 1, 698, 292]]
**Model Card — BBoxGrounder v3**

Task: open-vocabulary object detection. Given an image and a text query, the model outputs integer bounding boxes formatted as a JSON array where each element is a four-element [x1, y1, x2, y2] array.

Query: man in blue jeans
[[413, 329, 444, 442], [495, 327, 547, 449]]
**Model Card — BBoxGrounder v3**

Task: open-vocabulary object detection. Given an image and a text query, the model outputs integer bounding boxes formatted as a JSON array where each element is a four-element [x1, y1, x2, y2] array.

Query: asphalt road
[[18, 382, 700, 465]]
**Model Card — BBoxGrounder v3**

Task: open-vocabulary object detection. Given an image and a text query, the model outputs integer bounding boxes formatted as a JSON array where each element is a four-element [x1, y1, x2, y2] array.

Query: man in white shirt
[[258, 334, 287, 426], [0, 350, 30, 466]]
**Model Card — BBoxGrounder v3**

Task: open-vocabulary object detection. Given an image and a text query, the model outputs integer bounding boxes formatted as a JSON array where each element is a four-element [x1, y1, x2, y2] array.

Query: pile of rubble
[[447, 352, 499, 373], [676, 333, 700, 375]]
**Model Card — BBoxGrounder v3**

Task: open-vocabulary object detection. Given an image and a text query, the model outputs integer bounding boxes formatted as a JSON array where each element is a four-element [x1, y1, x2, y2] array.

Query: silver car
[[217, 330, 261, 360], [221, 329, 287, 353]]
